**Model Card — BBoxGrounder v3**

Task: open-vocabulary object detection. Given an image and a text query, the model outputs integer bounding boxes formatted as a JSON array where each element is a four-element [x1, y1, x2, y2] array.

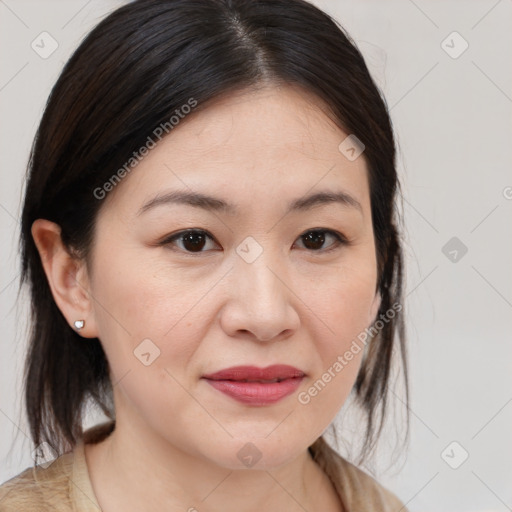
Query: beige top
[[0, 421, 408, 511]]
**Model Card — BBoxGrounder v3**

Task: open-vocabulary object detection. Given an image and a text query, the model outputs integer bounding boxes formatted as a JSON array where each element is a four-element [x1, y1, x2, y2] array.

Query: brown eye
[[160, 228, 348, 256], [295, 229, 347, 252], [162, 229, 217, 253]]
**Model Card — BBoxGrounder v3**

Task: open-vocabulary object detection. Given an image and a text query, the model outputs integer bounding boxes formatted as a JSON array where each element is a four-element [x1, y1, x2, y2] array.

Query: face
[[85, 84, 380, 469]]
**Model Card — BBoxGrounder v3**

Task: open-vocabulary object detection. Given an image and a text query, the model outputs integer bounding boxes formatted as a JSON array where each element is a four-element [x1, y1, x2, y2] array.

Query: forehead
[[171, 85, 351, 163], [101, 84, 370, 218]]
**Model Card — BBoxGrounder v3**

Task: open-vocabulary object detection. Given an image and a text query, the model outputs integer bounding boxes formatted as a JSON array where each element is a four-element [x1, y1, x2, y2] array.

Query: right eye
[[160, 229, 220, 254]]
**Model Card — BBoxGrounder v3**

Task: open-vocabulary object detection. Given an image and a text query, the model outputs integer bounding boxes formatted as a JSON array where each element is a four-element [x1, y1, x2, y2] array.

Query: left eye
[[160, 229, 348, 254], [294, 229, 347, 252]]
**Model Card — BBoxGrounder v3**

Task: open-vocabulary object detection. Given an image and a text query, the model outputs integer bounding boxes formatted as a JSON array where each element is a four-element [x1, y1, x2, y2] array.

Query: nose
[[219, 250, 300, 343]]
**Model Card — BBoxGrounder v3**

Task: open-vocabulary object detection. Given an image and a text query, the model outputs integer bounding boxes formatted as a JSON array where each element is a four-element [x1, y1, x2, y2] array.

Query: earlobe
[[31, 219, 98, 338]]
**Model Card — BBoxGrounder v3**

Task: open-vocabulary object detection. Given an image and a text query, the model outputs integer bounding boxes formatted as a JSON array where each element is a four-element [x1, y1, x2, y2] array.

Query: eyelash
[[158, 228, 350, 255]]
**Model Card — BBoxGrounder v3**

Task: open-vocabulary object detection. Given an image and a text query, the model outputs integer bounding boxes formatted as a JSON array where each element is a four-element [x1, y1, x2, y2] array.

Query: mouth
[[201, 365, 306, 405], [212, 377, 291, 383]]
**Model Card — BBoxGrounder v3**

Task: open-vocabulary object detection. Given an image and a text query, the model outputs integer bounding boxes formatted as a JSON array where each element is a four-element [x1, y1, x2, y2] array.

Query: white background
[[1, 1, 511, 511]]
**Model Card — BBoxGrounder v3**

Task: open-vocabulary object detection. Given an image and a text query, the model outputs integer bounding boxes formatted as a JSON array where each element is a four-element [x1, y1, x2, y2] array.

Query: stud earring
[[74, 320, 85, 331]]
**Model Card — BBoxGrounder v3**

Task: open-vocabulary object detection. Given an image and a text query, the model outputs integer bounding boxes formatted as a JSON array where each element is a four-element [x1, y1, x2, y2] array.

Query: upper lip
[[202, 365, 306, 382]]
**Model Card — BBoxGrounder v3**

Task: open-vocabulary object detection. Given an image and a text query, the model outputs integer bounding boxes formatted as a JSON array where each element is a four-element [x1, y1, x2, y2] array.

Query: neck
[[84, 417, 340, 512]]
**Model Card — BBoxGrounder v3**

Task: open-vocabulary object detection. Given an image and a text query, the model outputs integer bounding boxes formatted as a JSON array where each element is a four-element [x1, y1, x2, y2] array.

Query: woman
[[0, 0, 409, 510]]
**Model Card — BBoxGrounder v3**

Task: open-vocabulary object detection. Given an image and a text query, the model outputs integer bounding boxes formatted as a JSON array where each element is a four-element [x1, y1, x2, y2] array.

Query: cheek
[[306, 255, 377, 348], [300, 260, 376, 408], [88, 247, 216, 382], [332, 278, 376, 347]]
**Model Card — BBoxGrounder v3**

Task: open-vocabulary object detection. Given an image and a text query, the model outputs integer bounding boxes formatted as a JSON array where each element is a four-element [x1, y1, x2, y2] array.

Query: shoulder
[[0, 450, 75, 512], [309, 437, 408, 512], [336, 456, 408, 511], [0, 466, 44, 511], [0, 422, 113, 512]]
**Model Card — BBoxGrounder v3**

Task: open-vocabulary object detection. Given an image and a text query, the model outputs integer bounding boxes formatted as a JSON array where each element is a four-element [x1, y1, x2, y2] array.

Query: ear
[[368, 290, 382, 325], [31, 219, 99, 338]]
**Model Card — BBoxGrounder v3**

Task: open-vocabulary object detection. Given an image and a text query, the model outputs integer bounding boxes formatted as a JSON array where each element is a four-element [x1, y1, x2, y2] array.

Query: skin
[[32, 84, 381, 512]]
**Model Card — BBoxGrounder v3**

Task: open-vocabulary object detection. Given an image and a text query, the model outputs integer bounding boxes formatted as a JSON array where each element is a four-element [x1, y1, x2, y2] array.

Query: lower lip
[[203, 377, 304, 405]]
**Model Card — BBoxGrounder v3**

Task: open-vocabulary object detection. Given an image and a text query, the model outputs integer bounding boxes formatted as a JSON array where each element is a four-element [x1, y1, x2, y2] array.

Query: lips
[[202, 365, 306, 382], [202, 365, 306, 405]]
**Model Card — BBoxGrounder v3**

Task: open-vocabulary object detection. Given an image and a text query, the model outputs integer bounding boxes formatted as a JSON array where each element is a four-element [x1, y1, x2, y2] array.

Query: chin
[[200, 436, 307, 471]]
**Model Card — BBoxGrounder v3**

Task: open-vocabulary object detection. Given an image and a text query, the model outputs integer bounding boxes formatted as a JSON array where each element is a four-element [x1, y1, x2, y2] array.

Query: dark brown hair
[[19, 0, 409, 466]]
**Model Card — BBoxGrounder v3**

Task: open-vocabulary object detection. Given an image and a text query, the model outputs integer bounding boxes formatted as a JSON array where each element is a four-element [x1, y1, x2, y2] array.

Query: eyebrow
[[138, 189, 363, 216]]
